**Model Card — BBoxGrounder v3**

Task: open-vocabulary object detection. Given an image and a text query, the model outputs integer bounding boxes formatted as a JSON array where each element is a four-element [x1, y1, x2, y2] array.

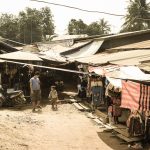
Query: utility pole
[[31, 18, 33, 44], [24, 24, 25, 44]]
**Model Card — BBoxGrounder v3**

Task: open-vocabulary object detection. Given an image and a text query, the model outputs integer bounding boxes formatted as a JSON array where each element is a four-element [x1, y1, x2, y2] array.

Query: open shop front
[[0, 51, 66, 103], [0, 51, 43, 107], [85, 65, 150, 145], [0, 61, 40, 107]]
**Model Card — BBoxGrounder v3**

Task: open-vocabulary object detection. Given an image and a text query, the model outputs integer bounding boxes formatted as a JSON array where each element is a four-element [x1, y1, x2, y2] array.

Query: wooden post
[[0, 73, 1, 85]]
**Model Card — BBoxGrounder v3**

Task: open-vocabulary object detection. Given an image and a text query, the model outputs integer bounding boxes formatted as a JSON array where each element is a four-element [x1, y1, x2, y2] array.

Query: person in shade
[[48, 86, 58, 110], [30, 71, 42, 112]]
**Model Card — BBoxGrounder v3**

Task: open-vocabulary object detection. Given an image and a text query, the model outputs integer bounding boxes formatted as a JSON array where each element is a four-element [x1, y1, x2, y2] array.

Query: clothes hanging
[[145, 116, 150, 142], [91, 86, 103, 106], [112, 97, 122, 117], [127, 114, 143, 137]]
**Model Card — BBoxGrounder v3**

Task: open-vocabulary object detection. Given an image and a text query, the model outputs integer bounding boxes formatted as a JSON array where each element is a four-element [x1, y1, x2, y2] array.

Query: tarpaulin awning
[[88, 65, 120, 76], [0, 51, 42, 61], [89, 65, 150, 81], [106, 77, 122, 88], [106, 66, 150, 81]]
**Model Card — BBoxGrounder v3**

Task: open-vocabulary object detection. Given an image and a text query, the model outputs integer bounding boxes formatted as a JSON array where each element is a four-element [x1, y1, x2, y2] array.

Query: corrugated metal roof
[[0, 51, 42, 61], [95, 29, 150, 41], [39, 53, 66, 63], [37, 41, 92, 63], [73, 49, 150, 65], [107, 40, 150, 50], [66, 40, 103, 58], [52, 34, 88, 41], [0, 41, 18, 53], [139, 63, 150, 72], [49, 30, 150, 43], [37, 41, 90, 53]]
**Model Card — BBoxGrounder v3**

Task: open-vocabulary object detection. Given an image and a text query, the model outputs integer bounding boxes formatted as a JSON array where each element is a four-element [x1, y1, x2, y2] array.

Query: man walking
[[30, 71, 42, 112]]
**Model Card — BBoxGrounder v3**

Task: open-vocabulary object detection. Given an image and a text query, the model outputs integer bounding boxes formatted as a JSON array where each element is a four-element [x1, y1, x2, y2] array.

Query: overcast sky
[[0, 0, 131, 34]]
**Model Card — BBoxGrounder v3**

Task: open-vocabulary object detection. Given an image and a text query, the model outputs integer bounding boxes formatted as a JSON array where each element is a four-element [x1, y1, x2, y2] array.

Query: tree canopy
[[121, 0, 150, 32], [0, 14, 19, 41], [68, 19, 87, 35], [68, 18, 111, 36], [0, 7, 55, 44], [87, 19, 111, 35]]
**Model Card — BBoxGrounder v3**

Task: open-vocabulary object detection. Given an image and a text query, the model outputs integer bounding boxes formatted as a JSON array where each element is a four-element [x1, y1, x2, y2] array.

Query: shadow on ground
[[97, 131, 150, 150]]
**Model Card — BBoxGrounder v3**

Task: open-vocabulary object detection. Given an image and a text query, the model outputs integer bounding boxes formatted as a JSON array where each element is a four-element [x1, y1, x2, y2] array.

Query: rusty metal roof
[[39, 53, 67, 63], [72, 49, 150, 66], [37, 41, 92, 63], [37, 41, 90, 53], [0, 51, 42, 61], [107, 40, 150, 50]]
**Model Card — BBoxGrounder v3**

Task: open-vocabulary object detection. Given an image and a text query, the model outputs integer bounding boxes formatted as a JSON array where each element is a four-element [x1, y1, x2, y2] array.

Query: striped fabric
[[88, 65, 120, 76], [121, 80, 140, 110], [121, 80, 150, 111], [139, 84, 150, 111]]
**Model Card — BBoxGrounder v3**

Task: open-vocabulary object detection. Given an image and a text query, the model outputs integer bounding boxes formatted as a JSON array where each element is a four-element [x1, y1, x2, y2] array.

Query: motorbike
[[0, 84, 26, 107]]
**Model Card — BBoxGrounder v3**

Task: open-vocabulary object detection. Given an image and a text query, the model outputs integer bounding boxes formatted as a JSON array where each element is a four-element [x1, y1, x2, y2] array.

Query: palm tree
[[121, 0, 150, 32], [86, 18, 111, 36], [99, 18, 111, 34]]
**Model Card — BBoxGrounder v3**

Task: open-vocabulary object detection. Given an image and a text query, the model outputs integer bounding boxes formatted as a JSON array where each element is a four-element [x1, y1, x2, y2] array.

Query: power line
[[136, 17, 150, 21], [30, 0, 124, 16], [30, 0, 150, 21]]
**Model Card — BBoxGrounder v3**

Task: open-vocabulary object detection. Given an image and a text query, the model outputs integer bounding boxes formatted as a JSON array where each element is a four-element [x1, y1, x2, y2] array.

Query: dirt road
[[0, 104, 112, 150]]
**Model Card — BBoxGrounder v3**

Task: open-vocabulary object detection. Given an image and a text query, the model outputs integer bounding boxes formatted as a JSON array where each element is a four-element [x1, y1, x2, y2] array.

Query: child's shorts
[[51, 98, 57, 104]]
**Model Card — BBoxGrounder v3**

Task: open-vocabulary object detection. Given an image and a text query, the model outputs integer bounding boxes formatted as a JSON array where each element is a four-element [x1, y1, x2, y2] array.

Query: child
[[48, 86, 58, 110]]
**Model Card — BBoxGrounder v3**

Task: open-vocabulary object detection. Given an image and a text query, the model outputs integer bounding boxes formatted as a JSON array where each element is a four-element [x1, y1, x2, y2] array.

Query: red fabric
[[121, 80, 140, 110], [88, 65, 119, 76], [139, 84, 150, 111], [88, 66, 104, 75]]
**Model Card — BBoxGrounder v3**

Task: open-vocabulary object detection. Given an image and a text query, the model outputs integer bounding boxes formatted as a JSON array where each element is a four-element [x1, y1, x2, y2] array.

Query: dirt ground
[[0, 103, 114, 150]]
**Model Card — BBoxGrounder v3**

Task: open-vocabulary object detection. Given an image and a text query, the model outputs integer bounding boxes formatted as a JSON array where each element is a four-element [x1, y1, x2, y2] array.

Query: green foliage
[[18, 7, 43, 44], [0, 14, 19, 41], [121, 0, 150, 32], [41, 7, 55, 39], [0, 7, 55, 44], [87, 19, 111, 35], [68, 18, 111, 36], [68, 19, 87, 35]]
